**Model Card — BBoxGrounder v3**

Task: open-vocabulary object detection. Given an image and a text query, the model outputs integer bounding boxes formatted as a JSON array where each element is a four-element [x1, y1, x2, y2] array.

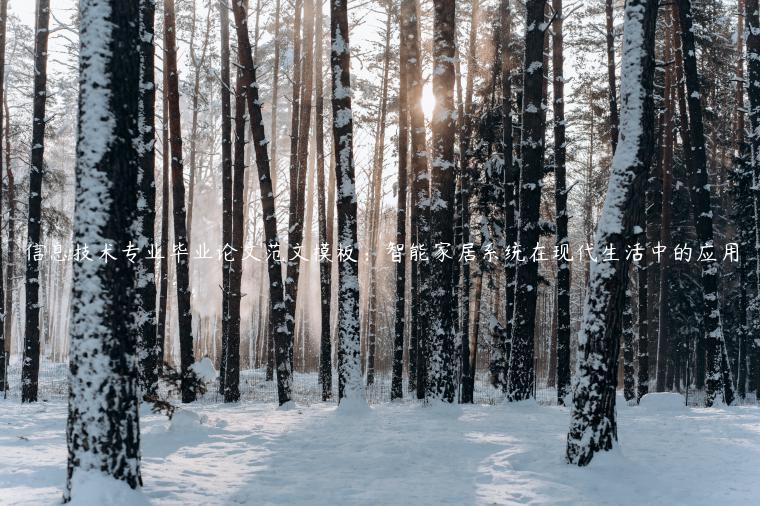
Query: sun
[[421, 83, 436, 120]]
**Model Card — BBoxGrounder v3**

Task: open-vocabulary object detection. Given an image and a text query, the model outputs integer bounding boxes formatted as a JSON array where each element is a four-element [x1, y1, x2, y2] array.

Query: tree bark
[[552, 0, 571, 405], [0, 0, 7, 393], [136, 0, 159, 399], [605, 0, 619, 154], [165, 0, 197, 403], [392, 0, 409, 401], [676, 0, 735, 406], [314, 7, 332, 401], [507, 0, 547, 402], [157, 57, 170, 371], [330, 0, 364, 404], [567, 0, 657, 466], [232, 0, 294, 404], [66, 0, 142, 496], [21, 0, 50, 403]]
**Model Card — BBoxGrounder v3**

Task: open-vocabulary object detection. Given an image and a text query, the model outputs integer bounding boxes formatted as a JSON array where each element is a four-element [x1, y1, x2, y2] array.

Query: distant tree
[[0, 0, 7, 393]]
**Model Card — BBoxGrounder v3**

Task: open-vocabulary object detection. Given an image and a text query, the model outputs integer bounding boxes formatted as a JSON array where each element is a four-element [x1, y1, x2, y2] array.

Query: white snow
[[2, 399, 760, 505], [190, 357, 218, 383], [67, 471, 150, 506]]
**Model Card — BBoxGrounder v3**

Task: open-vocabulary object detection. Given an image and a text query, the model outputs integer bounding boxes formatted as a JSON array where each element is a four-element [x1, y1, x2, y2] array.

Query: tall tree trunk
[[219, 0, 235, 400], [2, 101, 12, 390], [552, 0, 571, 405], [400, 0, 428, 397], [285, 0, 315, 373], [0, 0, 7, 393], [330, 0, 364, 404], [567, 0, 658, 466], [157, 59, 170, 371], [165, 0, 196, 403], [498, 0, 515, 394], [677, 0, 735, 406], [315, 7, 332, 401], [21, 0, 50, 403], [622, 284, 636, 401], [656, 5, 675, 393], [746, 0, 760, 399], [425, 0, 457, 402], [224, 61, 246, 402], [392, 0, 409, 401], [507, 0, 546, 402], [232, 0, 293, 404], [66, 0, 142, 496], [457, 0, 479, 402], [137, 0, 159, 399]]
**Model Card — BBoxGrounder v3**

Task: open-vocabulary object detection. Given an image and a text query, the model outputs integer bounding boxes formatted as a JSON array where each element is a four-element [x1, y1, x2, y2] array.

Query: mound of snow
[[190, 357, 217, 383], [68, 471, 150, 506], [639, 392, 685, 411], [169, 409, 208, 431]]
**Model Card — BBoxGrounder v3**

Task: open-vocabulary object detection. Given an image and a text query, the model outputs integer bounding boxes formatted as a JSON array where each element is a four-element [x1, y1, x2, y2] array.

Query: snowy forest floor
[[2, 396, 760, 505]]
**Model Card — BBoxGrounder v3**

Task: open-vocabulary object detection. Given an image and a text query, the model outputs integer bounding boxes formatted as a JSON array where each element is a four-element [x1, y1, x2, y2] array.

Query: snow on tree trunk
[[232, 0, 294, 405], [0, 0, 7, 394], [507, 0, 547, 402], [330, 0, 364, 405], [622, 286, 636, 402], [566, 0, 658, 466], [552, 0, 571, 405], [392, 10, 408, 400], [314, 6, 333, 402], [136, 0, 159, 399], [676, 0, 735, 407], [66, 0, 143, 498], [21, 0, 50, 404], [399, 0, 430, 398], [746, 0, 760, 399], [426, 0, 457, 403]]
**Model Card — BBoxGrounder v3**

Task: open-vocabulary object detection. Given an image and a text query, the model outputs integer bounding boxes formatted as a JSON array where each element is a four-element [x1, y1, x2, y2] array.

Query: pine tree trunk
[[552, 0, 571, 405], [567, 0, 658, 466], [0, 0, 7, 393], [3, 98, 12, 376], [66, 0, 142, 496], [314, 7, 332, 401], [400, 0, 429, 397], [224, 61, 246, 402], [232, 0, 293, 404], [426, 0, 457, 402], [507, 0, 546, 402], [656, 6, 676, 394], [137, 0, 159, 399], [330, 0, 364, 404], [219, 0, 233, 396], [165, 0, 197, 403], [746, 0, 760, 399], [392, 1, 409, 401], [21, 0, 50, 403], [285, 0, 304, 372], [157, 60, 170, 372], [499, 0, 515, 394], [676, 0, 735, 406]]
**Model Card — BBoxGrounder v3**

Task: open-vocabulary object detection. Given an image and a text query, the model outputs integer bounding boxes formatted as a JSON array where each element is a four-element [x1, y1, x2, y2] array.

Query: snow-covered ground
[[2, 395, 759, 505]]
